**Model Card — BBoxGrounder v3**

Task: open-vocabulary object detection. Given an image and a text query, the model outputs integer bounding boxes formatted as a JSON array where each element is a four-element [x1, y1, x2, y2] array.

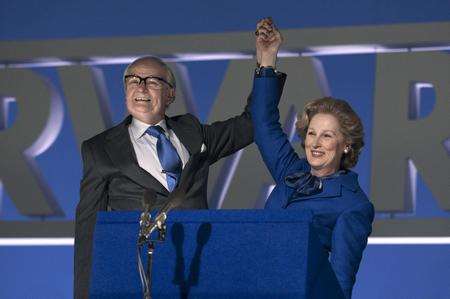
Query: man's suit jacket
[[74, 108, 253, 298]]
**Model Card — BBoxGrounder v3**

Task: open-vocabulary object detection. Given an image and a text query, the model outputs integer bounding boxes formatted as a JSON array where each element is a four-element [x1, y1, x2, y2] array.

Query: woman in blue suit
[[252, 18, 374, 299]]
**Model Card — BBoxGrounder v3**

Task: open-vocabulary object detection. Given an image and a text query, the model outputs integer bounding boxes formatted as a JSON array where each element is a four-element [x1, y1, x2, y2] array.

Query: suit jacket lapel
[[104, 116, 169, 196], [166, 116, 203, 155], [176, 149, 209, 197]]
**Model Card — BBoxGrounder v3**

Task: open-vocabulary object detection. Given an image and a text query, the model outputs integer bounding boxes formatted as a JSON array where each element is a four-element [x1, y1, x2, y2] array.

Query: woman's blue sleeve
[[330, 200, 375, 299], [250, 73, 307, 183]]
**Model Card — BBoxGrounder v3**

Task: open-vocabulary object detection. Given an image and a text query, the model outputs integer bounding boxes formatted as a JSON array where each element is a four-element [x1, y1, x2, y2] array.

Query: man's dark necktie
[[146, 126, 182, 192]]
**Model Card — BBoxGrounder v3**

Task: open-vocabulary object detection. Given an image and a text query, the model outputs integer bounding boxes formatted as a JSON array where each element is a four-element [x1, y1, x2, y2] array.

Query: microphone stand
[[137, 162, 194, 298], [137, 209, 168, 299]]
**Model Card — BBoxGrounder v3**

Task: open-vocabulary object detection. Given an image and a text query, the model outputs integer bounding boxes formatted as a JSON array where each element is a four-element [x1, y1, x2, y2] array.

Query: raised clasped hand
[[255, 17, 283, 67]]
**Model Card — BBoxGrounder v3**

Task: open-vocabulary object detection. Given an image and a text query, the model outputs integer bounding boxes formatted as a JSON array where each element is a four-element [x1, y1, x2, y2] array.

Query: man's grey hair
[[123, 56, 176, 90]]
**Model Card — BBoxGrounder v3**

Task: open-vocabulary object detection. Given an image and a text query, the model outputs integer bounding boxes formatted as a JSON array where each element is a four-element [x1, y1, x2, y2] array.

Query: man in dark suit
[[74, 56, 253, 298]]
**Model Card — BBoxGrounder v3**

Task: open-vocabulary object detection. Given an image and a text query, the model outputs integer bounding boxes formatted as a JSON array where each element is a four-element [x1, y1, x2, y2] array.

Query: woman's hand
[[255, 17, 283, 68]]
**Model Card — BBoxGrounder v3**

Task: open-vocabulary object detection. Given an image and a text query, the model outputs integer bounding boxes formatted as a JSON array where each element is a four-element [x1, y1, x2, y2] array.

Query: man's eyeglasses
[[124, 74, 174, 90]]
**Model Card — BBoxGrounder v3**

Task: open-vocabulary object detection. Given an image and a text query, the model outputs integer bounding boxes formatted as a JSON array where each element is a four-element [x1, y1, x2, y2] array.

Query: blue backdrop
[[0, 0, 449, 298]]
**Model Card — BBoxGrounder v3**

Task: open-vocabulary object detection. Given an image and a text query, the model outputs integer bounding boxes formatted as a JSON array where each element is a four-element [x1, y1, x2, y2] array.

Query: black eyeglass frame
[[124, 74, 174, 89]]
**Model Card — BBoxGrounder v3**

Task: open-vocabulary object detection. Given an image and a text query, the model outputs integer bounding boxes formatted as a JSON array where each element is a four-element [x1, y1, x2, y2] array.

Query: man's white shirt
[[128, 117, 190, 191]]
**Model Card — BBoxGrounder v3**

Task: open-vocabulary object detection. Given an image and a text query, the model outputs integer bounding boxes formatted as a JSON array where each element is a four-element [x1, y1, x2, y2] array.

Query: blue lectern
[[89, 210, 344, 299]]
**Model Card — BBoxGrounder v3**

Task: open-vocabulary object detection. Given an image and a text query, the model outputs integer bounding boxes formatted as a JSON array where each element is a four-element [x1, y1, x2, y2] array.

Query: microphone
[[137, 160, 199, 299], [137, 189, 157, 298], [142, 153, 200, 241], [148, 186, 185, 237], [138, 189, 157, 244], [150, 151, 202, 234]]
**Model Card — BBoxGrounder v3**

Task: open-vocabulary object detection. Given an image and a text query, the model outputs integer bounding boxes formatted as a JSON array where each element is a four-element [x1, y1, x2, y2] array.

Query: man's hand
[[255, 17, 283, 68]]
